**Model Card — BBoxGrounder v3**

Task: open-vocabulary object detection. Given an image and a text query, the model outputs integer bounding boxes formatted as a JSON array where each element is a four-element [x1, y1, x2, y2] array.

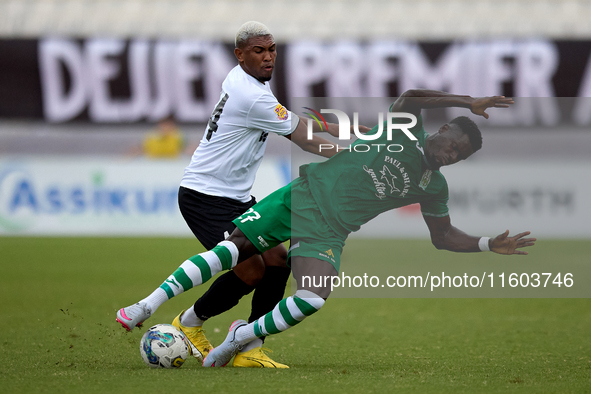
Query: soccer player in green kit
[[124, 89, 537, 367]]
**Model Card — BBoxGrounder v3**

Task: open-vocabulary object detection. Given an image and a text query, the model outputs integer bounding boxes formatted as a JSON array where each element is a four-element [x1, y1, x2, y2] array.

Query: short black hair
[[450, 116, 482, 152]]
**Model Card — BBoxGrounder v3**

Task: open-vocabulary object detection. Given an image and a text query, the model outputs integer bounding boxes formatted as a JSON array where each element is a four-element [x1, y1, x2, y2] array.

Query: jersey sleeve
[[246, 93, 298, 136], [406, 113, 424, 139], [420, 180, 450, 218]]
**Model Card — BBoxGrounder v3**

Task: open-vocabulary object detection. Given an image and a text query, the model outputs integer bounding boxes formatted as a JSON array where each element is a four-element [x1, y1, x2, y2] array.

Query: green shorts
[[233, 177, 347, 272]]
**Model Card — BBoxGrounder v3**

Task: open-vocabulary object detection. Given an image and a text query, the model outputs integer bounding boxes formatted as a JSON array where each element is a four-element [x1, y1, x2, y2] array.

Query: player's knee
[[233, 255, 265, 286], [297, 274, 335, 300], [227, 228, 250, 249], [261, 245, 288, 268], [227, 228, 261, 265], [294, 289, 326, 314]]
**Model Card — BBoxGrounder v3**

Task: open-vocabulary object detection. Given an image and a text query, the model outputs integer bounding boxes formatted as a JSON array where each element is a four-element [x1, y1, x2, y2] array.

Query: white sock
[[240, 338, 264, 352], [179, 307, 206, 327], [235, 323, 259, 346], [140, 288, 169, 313]]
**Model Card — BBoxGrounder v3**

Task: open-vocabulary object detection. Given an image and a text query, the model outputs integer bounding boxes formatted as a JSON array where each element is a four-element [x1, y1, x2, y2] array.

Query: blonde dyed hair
[[235, 21, 273, 48]]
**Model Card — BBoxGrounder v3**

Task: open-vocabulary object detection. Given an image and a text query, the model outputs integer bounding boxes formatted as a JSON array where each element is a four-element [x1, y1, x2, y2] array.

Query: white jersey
[[181, 65, 298, 202]]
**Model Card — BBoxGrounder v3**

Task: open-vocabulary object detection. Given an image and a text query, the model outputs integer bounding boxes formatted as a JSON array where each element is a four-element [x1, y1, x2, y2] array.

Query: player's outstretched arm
[[285, 116, 371, 158], [286, 117, 338, 158], [390, 89, 514, 118], [423, 215, 536, 255]]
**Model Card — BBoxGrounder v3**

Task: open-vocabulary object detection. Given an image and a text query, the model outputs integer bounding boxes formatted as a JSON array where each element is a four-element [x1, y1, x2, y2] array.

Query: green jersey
[[299, 114, 449, 237]]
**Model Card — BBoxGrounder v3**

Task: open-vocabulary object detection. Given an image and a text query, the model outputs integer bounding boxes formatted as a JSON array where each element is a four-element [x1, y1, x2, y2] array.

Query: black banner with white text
[[1, 38, 591, 124]]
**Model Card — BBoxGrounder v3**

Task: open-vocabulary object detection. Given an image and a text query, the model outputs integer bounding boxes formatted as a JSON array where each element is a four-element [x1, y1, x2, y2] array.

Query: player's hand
[[490, 230, 536, 255], [470, 96, 514, 119]]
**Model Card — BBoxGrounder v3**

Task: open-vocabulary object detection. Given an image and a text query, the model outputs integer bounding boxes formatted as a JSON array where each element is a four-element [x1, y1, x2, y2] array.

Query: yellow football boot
[[172, 311, 213, 363], [232, 347, 289, 368]]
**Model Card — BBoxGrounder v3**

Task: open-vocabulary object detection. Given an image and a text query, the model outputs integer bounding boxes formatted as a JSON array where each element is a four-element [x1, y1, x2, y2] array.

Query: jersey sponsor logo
[[419, 170, 432, 190], [379, 165, 400, 194], [274, 104, 288, 121], [363, 165, 387, 200], [365, 159, 412, 199], [384, 156, 410, 197]]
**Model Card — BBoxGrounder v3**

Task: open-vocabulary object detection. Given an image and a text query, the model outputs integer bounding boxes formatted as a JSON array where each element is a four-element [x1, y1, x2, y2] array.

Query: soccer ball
[[140, 324, 190, 368]]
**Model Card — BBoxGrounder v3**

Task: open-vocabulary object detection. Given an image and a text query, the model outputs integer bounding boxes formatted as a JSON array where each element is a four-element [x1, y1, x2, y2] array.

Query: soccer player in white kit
[[117, 21, 353, 368]]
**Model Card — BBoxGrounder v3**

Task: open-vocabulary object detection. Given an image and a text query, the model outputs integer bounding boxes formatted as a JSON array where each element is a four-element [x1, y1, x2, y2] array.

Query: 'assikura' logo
[[0, 166, 178, 233], [304, 108, 417, 152]]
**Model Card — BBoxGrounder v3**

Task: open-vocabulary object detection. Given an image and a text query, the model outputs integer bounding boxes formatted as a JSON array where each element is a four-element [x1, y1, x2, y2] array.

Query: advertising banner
[[0, 158, 289, 236], [0, 157, 587, 238], [2, 38, 591, 123]]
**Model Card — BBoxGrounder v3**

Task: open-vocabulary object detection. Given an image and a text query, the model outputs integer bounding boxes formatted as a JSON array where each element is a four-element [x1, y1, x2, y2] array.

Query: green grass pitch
[[1, 237, 590, 393]]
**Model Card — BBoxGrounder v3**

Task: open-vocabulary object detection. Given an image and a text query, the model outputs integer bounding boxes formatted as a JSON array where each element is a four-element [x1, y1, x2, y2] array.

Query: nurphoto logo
[[304, 108, 418, 152]]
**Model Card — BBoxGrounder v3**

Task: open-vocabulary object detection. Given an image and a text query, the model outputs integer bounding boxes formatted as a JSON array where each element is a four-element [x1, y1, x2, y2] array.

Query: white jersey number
[[239, 208, 261, 223]]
